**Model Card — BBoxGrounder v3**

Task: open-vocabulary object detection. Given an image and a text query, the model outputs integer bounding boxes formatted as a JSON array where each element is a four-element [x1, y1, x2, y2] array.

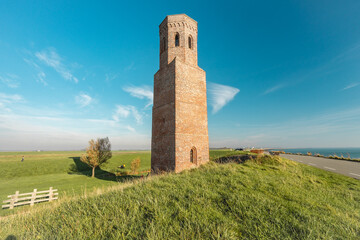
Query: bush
[[130, 158, 141, 174], [251, 154, 284, 166]]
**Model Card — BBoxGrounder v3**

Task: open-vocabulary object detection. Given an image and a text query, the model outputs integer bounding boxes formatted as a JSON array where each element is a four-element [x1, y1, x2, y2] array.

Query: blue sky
[[1, 0, 360, 150]]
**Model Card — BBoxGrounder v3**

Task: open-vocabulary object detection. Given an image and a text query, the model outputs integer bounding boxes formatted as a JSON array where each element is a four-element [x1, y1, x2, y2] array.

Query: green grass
[[0, 150, 237, 217], [0, 150, 152, 216], [1, 154, 359, 239], [209, 150, 252, 160]]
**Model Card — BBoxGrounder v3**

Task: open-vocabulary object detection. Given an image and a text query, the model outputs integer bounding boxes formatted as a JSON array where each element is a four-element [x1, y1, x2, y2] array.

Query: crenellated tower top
[[159, 14, 198, 68]]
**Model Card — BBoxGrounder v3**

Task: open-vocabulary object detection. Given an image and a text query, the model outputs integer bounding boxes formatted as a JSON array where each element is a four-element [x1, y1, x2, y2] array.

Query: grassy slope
[[1, 155, 359, 239]]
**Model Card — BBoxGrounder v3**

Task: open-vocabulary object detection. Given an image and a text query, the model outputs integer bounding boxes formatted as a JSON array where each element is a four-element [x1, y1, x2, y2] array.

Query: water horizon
[[271, 147, 360, 159]]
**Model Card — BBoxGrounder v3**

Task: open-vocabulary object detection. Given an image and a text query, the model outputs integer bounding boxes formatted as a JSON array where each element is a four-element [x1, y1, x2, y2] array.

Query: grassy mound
[[1, 155, 360, 239]]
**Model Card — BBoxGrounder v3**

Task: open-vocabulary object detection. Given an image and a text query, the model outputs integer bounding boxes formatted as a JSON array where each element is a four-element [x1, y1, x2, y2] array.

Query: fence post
[[9, 191, 19, 209], [30, 189, 37, 206], [49, 187, 53, 202]]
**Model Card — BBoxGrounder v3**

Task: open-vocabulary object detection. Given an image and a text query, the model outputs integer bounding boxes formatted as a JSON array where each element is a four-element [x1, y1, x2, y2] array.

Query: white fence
[[2, 187, 58, 209]]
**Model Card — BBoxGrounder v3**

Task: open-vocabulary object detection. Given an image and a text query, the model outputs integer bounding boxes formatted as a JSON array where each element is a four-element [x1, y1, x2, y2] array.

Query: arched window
[[190, 147, 197, 164], [175, 33, 179, 47], [188, 36, 192, 49]]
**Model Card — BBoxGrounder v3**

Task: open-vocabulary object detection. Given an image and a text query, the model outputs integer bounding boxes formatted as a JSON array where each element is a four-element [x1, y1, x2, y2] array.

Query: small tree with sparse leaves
[[130, 157, 141, 174], [81, 137, 112, 178]]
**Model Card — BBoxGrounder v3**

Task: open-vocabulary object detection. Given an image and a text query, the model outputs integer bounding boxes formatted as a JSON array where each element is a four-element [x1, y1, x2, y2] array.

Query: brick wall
[[152, 14, 209, 173]]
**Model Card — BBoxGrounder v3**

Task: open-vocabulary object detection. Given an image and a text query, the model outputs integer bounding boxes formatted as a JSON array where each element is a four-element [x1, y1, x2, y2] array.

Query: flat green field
[[0, 150, 152, 216], [0, 150, 238, 216]]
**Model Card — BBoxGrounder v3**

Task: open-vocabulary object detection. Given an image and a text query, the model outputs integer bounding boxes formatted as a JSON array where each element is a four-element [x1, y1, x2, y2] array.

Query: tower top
[[159, 14, 198, 68], [159, 14, 197, 29]]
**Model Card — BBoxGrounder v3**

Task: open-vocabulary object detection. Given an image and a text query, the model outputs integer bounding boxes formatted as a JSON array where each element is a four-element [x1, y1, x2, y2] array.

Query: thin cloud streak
[[0, 74, 20, 88], [23, 58, 48, 86], [0, 93, 23, 102], [124, 62, 135, 71], [0, 93, 24, 111], [105, 73, 118, 83], [75, 93, 93, 107], [35, 48, 78, 83], [263, 83, 285, 95], [113, 105, 143, 124], [208, 82, 240, 114], [123, 85, 153, 108], [343, 82, 360, 90], [263, 41, 360, 94]]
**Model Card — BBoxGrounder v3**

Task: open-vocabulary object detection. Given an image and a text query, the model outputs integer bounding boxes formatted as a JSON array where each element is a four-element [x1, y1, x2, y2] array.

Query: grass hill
[[1, 154, 359, 239]]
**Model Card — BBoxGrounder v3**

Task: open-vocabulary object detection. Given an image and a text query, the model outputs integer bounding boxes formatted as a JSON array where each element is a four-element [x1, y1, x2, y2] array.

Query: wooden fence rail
[[2, 187, 58, 209]]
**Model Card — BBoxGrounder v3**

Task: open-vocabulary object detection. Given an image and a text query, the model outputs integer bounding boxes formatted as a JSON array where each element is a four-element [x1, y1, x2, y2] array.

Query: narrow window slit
[[175, 33, 179, 47]]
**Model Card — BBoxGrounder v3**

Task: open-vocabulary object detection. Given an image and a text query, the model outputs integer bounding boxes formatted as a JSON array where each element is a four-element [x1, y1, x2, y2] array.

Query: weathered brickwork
[[151, 14, 209, 173]]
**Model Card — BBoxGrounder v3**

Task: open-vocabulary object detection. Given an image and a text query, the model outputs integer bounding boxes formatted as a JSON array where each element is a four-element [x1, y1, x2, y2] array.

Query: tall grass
[[1, 155, 359, 239]]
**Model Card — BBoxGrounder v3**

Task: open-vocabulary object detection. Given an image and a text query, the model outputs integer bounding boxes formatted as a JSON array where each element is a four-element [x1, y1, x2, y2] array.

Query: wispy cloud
[[0, 93, 24, 112], [124, 62, 135, 71], [123, 85, 153, 108], [24, 58, 48, 86], [343, 82, 360, 91], [208, 82, 240, 114], [263, 83, 285, 95], [263, 42, 360, 94], [113, 105, 142, 124], [125, 125, 136, 132], [0, 74, 20, 88], [105, 73, 118, 83], [35, 48, 78, 83], [330, 42, 360, 64], [0, 93, 23, 102], [37, 72, 47, 86], [75, 93, 93, 107]]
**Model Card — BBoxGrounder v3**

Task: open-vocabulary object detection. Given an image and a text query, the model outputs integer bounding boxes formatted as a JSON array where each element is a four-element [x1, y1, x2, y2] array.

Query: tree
[[80, 137, 112, 178]]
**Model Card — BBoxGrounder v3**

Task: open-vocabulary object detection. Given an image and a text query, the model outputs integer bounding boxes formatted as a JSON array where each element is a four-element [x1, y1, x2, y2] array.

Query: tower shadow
[[214, 155, 255, 164]]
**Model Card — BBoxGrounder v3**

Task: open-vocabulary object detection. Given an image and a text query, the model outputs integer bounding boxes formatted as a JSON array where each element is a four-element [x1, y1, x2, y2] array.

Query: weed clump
[[130, 158, 141, 174], [251, 154, 289, 166]]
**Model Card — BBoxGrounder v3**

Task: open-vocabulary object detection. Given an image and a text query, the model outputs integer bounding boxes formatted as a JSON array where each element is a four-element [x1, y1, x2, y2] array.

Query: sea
[[270, 148, 360, 160]]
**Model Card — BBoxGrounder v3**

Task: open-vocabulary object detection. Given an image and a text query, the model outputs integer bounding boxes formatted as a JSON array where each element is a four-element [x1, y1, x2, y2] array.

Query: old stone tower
[[151, 14, 209, 173]]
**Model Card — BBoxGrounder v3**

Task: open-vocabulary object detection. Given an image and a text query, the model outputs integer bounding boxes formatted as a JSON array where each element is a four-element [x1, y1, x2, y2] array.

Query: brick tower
[[151, 14, 209, 173]]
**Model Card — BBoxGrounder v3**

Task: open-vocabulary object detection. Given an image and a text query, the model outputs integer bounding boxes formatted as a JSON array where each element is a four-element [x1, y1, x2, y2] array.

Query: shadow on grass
[[214, 155, 255, 164], [67, 157, 142, 183], [5, 235, 16, 240]]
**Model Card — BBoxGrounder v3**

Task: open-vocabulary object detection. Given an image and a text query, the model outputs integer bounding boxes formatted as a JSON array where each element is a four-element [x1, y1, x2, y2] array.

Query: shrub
[[130, 158, 141, 174], [252, 154, 284, 166]]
